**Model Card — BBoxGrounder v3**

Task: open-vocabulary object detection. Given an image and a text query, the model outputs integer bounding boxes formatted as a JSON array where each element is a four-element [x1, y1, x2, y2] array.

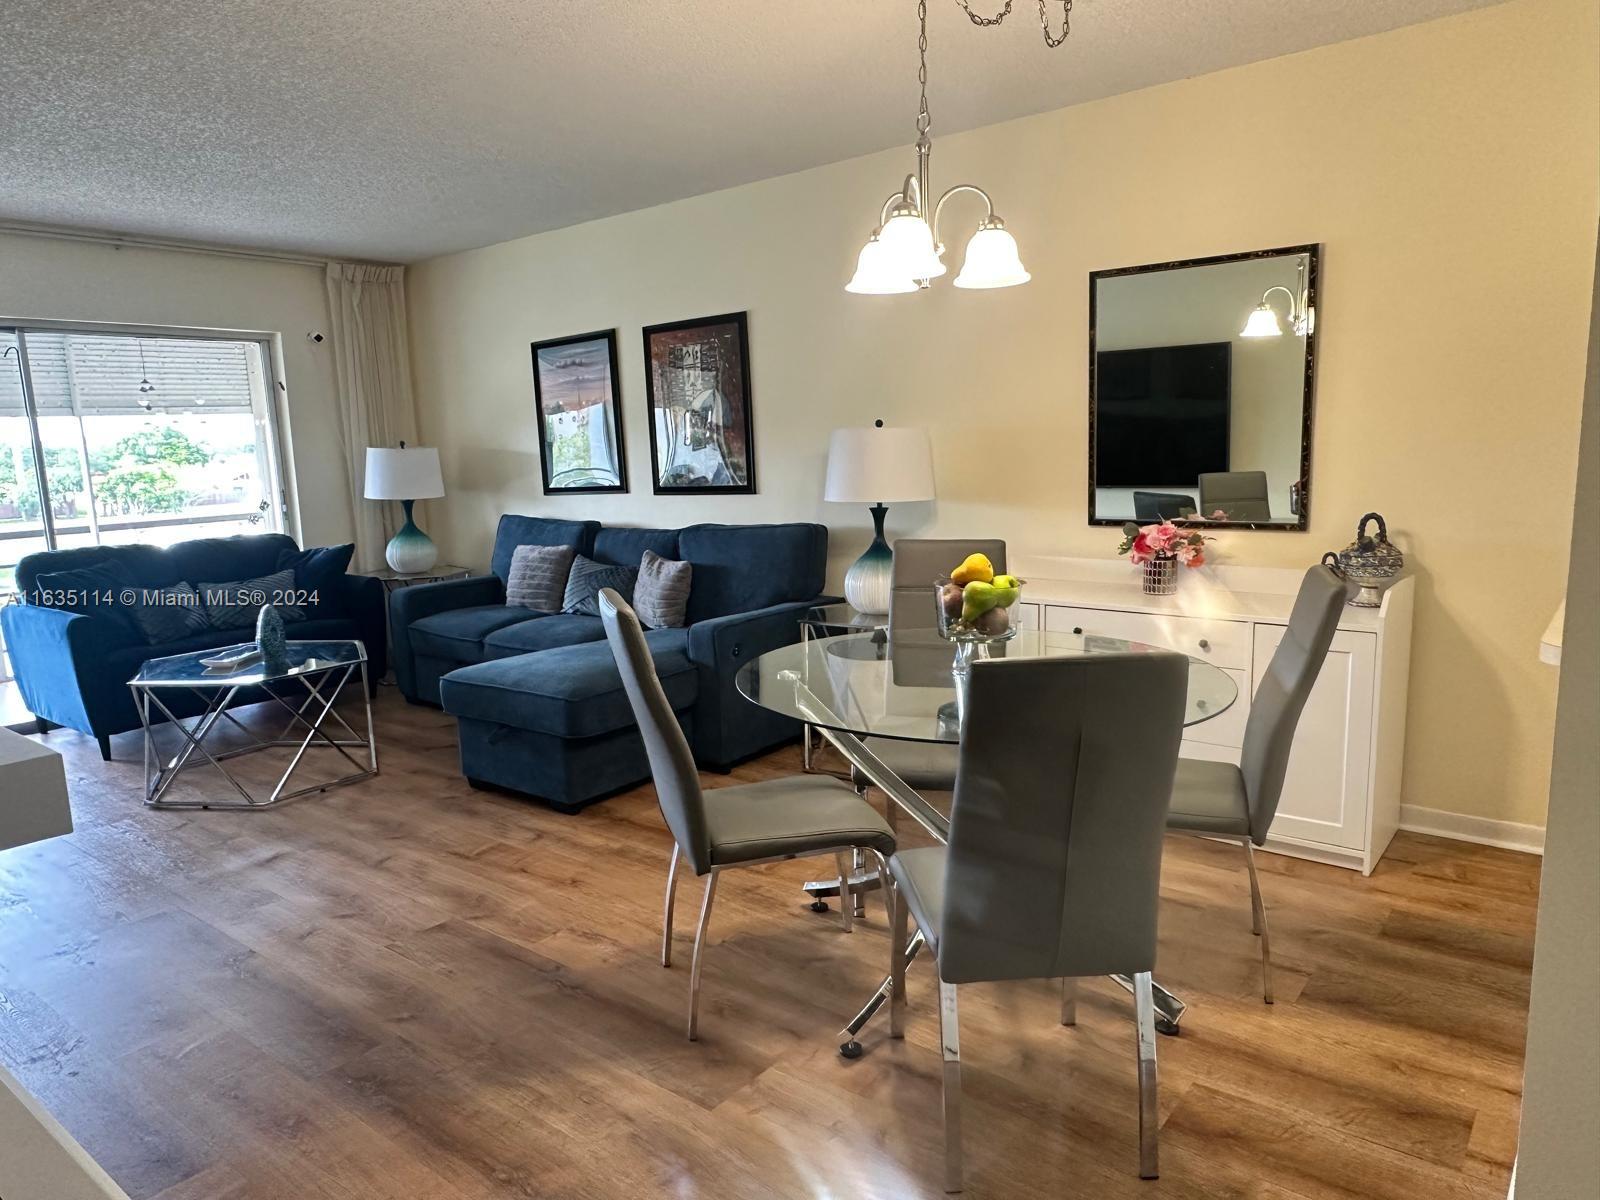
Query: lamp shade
[[953, 225, 1031, 289], [1240, 303, 1284, 338], [876, 213, 946, 281], [823, 426, 936, 504], [364, 446, 444, 500], [846, 235, 919, 295]]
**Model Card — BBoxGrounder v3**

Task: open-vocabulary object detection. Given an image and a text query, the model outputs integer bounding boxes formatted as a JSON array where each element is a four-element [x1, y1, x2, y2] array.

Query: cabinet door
[[1014, 601, 1041, 632], [1253, 626, 1376, 851]]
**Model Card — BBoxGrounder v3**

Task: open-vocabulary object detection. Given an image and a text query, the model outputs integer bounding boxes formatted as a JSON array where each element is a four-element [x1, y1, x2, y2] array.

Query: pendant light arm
[[930, 183, 997, 250], [1257, 284, 1299, 317]]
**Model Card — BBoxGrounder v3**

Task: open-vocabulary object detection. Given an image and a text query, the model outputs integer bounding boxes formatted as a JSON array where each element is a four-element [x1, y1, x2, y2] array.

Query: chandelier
[[846, 0, 1074, 295]]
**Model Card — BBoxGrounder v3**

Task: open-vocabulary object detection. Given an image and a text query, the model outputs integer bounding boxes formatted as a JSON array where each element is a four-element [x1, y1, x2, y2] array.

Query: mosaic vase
[[1142, 558, 1178, 596], [255, 603, 288, 673]]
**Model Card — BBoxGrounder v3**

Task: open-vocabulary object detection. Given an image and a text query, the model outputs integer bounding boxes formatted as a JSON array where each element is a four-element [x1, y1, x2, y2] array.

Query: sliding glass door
[[0, 324, 286, 685]]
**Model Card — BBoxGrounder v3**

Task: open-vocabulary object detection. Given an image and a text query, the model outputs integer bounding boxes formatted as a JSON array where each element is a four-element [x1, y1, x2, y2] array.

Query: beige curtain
[[325, 262, 420, 572]]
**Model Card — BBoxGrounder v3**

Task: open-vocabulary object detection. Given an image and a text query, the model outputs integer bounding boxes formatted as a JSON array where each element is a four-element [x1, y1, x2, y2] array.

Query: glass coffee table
[[128, 639, 377, 810]]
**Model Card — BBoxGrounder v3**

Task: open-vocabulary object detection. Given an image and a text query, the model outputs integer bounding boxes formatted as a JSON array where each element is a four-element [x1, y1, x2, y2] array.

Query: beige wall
[[408, 0, 1599, 830], [0, 232, 355, 549]]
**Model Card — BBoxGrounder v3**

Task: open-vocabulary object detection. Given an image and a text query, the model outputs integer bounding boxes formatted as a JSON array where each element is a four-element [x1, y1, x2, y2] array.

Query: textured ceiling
[[0, 0, 1505, 262]]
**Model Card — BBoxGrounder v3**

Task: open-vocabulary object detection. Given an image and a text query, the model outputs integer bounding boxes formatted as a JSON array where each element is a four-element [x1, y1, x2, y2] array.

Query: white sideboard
[[1009, 556, 1414, 874]]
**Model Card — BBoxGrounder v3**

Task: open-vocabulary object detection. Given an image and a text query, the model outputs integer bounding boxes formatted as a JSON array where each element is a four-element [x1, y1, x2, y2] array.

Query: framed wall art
[[530, 329, 627, 494], [641, 311, 755, 495]]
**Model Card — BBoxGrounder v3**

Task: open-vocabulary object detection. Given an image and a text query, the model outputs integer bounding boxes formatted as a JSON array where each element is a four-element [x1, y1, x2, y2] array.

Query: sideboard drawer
[[1043, 605, 1252, 671]]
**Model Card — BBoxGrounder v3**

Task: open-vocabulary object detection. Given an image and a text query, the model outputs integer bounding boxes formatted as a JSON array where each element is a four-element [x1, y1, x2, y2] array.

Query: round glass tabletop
[[736, 629, 1238, 744]]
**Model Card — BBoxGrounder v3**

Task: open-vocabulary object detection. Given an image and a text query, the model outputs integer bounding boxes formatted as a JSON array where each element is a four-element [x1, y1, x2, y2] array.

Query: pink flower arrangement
[[1118, 520, 1215, 569]]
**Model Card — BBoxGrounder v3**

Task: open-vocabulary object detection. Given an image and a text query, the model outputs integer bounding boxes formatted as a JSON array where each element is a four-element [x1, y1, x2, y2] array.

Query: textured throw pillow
[[562, 554, 638, 617], [506, 544, 577, 611], [633, 550, 692, 629], [128, 583, 211, 644], [276, 543, 355, 614], [195, 568, 304, 628]]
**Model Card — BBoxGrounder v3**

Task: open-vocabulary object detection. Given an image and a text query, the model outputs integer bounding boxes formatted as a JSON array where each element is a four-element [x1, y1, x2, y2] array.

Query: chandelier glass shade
[[846, 234, 920, 295], [1240, 302, 1285, 338], [953, 221, 1031, 289]]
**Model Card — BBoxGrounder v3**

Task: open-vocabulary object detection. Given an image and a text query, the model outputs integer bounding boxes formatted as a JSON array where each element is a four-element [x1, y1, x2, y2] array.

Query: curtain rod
[[0, 220, 394, 270]]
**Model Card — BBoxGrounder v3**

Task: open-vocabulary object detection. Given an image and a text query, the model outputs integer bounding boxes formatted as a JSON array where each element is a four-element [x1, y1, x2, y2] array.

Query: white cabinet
[[1023, 561, 1413, 874], [1249, 626, 1375, 853]]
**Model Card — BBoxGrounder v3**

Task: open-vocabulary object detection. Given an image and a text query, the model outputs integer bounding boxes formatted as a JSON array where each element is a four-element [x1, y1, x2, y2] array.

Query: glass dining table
[[735, 627, 1239, 1052]]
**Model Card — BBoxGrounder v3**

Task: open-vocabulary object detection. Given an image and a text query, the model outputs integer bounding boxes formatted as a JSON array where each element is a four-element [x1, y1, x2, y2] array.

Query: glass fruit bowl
[[933, 574, 1024, 644]]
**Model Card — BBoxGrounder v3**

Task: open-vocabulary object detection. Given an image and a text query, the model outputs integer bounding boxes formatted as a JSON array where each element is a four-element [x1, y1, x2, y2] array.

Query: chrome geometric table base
[[133, 659, 376, 810]]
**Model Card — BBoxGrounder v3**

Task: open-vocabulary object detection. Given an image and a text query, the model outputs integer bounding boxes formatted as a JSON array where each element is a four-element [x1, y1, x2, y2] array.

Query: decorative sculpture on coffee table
[[255, 604, 289, 674]]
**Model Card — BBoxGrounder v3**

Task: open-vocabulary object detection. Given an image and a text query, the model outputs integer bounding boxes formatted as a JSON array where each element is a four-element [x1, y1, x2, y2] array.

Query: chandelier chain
[[954, 0, 1074, 47], [916, 0, 931, 141]]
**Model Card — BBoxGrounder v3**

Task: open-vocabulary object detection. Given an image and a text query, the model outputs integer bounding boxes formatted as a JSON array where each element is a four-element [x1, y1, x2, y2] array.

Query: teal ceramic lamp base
[[843, 503, 893, 615], [386, 498, 439, 575]]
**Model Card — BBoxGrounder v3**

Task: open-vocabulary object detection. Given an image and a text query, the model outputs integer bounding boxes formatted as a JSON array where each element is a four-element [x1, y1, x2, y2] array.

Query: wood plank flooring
[[0, 691, 1539, 1198]]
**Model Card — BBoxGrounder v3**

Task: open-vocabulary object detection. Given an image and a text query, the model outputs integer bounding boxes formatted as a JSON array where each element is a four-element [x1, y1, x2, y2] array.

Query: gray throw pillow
[[128, 583, 211, 644], [196, 569, 304, 628], [562, 555, 638, 617], [633, 550, 692, 629], [506, 544, 576, 611]]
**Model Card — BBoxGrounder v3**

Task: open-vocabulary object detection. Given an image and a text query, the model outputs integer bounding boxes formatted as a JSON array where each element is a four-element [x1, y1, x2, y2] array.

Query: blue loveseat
[[2, 534, 386, 760], [390, 515, 831, 812]]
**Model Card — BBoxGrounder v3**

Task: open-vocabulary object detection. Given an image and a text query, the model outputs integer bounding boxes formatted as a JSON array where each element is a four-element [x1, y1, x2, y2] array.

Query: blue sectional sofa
[[390, 515, 832, 812], [2, 534, 386, 760]]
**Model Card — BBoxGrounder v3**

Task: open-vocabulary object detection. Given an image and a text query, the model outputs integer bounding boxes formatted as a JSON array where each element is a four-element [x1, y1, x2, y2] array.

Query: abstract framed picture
[[641, 311, 756, 495], [530, 329, 627, 494]]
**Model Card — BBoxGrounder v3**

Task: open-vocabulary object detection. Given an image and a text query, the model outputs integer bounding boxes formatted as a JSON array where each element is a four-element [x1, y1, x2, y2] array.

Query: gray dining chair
[[1198, 470, 1272, 521], [885, 650, 1189, 1190], [598, 589, 896, 1040], [849, 538, 1007, 804], [1166, 564, 1345, 1003]]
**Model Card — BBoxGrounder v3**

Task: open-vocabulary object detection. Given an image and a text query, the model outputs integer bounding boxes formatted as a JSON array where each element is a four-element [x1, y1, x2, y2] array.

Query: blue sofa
[[390, 515, 831, 812], [2, 534, 387, 760]]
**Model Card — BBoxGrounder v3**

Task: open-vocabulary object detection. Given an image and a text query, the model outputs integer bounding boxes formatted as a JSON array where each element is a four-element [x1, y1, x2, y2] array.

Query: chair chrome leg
[[938, 980, 964, 1193], [1060, 977, 1078, 1026], [1133, 970, 1159, 1180], [662, 844, 681, 968], [889, 869, 909, 1039], [687, 868, 720, 1041], [835, 851, 854, 933], [1242, 839, 1274, 1004], [851, 848, 867, 918]]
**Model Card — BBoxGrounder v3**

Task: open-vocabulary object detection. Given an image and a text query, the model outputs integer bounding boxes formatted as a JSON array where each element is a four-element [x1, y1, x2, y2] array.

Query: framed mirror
[[1088, 244, 1319, 531]]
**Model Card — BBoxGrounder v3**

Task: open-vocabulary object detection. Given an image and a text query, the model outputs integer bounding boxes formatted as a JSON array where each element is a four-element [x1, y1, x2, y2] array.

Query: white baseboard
[[1399, 805, 1546, 855]]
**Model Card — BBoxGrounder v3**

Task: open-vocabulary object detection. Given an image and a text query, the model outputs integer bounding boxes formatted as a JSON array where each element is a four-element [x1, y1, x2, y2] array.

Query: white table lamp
[[364, 444, 445, 574], [824, 423, 936, 614]]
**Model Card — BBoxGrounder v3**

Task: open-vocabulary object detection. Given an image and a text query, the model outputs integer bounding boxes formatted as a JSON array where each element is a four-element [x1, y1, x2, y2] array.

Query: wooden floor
[[0, 691, 1539, 1199]]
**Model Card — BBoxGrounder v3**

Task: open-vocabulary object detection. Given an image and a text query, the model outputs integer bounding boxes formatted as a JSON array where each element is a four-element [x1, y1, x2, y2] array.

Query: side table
[[366, 565, 472, 685], [367, 564, 472, 591]]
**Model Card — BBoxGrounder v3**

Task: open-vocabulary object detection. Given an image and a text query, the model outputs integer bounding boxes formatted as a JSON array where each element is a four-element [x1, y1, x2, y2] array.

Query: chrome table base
[[133, 661, 377, 809]]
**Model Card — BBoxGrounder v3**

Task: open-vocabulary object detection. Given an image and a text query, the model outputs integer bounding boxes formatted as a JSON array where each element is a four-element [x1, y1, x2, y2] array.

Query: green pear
[[961, 581, 1000, 623]]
